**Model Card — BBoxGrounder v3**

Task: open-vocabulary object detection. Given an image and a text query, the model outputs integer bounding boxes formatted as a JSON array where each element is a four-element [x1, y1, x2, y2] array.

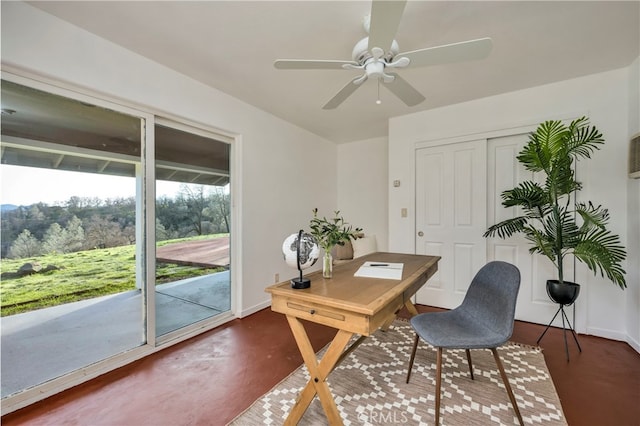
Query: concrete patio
[[1, 271, 230, 399]]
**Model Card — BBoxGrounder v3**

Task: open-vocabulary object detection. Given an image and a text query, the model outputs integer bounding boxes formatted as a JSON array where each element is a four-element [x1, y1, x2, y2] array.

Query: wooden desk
[[265, 252, 440, 425]]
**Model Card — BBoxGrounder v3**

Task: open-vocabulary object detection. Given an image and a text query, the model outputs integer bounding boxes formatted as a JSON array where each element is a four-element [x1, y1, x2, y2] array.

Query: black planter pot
[[546, 280, 581, 305]]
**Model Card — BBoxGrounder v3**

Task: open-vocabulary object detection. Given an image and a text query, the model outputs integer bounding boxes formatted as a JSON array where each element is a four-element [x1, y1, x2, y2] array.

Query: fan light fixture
[[273, 0, 493, 110]]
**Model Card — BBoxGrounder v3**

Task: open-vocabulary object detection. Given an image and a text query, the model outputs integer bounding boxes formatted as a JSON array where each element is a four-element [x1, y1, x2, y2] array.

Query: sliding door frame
[[152, 116, 236, 345], [1, 68, 241, 414]]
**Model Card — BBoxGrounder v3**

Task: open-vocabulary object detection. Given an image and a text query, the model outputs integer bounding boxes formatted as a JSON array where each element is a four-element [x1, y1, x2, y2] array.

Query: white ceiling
[[28, 1, 640, 144]]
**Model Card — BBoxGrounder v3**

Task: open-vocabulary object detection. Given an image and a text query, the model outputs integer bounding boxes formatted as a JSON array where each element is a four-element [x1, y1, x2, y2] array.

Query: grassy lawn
[[0, 235, 227, 316]]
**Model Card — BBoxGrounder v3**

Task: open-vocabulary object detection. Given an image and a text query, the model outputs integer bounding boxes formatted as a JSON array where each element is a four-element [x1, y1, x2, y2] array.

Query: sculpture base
[[291, 278, 311, 289]]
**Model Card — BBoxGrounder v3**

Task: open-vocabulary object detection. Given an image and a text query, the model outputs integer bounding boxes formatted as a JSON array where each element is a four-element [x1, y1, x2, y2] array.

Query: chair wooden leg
[[491, 348, 523, 426], [435, 347, 443, 426], [465, 349, 474, 380], [406, 333, 420, 383]]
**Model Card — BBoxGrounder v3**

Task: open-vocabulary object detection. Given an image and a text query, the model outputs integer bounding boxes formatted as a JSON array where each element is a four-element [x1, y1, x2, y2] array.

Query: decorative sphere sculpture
[[282, 230, 319, 289]]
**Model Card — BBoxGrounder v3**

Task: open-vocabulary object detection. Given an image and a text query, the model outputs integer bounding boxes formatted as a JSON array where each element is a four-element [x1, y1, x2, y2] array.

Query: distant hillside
[[1, 204, 19, 212]]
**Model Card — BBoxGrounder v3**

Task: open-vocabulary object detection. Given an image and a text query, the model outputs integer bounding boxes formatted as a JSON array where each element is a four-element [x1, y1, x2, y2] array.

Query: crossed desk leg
[[283, 300, 419, 425], [284, 315, 354, 425]]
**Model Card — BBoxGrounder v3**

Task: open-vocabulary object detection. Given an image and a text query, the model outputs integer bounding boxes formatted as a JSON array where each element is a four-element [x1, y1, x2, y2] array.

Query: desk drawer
[[271, 297, 371, 335]]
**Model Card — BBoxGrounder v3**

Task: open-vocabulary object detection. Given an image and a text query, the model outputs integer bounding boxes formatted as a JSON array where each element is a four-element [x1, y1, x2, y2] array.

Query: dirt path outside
[[156, 237, 229, 268]]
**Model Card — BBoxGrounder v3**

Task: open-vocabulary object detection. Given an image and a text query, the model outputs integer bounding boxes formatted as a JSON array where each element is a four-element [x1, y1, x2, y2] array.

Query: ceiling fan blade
[[274, 59, 358, 70], [322, 77, 364, 110], [398, 37, 493, 68], [368, 0, 407, 53], [383, 73, 425, 107]]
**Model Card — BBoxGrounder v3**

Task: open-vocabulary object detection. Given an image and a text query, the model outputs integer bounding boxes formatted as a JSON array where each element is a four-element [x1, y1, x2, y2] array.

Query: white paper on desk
[[354, 261, 404, 280]]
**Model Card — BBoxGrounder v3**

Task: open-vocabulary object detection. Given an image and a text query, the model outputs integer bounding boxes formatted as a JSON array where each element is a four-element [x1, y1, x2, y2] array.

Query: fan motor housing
[[352, 37, 399, 64]]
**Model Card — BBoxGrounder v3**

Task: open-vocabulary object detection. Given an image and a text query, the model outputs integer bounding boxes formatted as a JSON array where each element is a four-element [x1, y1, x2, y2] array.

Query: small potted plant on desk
[[483, 117, 626, 359], [309, 208, 362, 278]]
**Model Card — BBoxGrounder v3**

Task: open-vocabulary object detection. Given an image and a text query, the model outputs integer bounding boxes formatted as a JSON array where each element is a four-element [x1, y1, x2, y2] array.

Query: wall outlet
[[275, 273, 280, 283]]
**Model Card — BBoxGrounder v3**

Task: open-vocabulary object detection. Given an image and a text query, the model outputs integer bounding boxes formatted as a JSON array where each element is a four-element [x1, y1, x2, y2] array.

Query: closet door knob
[[418, 231, 424, 237]]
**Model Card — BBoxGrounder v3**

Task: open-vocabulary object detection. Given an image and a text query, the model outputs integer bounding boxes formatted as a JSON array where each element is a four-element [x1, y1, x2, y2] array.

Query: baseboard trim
[[585, 326, 627, 342], [239, 300, 271, 318], [626, 334, 640, 353]]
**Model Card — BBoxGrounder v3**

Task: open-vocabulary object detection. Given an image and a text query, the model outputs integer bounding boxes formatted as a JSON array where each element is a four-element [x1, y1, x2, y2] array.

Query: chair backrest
[[459, 261, 521, 341]]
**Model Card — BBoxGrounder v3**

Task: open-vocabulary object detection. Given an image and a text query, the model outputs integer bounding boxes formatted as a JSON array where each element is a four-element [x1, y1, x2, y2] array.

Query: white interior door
[[414, 133, 570, 326], [415, 139, 487, 308], [486, 134, 570, 324]]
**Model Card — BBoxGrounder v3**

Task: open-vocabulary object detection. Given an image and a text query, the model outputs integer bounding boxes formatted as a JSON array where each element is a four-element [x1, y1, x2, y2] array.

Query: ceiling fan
[[274, 0, 492, 109]]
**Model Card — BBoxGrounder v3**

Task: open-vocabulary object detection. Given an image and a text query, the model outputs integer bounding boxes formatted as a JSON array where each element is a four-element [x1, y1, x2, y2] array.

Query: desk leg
[[381, 299, 421, 330], [404, 299, 419, 317], [284, 315, 353, 426]]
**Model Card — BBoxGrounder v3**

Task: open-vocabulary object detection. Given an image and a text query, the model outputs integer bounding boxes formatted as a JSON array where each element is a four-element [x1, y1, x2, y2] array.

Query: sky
[[1, 165, 187, 206]]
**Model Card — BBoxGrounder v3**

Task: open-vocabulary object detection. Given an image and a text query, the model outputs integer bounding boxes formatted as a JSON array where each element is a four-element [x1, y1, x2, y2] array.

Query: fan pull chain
[[376, 78, 382, 105]]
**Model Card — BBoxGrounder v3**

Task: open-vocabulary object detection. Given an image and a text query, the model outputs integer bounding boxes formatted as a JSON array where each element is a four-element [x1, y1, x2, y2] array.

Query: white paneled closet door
[[414, 133, 567, 325], [486, 134, 566, 324], [414, 139, 487, 309]]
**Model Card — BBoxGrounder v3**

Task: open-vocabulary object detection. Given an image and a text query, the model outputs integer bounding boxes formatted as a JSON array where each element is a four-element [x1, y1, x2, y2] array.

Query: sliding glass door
[[0, 79, 146, 398], [154, 121, 231, 338], [1, 76, 235, 408]]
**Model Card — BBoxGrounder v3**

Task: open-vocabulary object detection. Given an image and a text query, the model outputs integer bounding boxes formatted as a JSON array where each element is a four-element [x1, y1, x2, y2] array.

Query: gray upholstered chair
[[406, 261, 524, 426]]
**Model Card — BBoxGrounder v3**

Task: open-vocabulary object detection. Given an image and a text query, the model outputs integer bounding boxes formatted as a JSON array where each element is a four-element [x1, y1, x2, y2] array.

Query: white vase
[[323, 251, 333, 278]]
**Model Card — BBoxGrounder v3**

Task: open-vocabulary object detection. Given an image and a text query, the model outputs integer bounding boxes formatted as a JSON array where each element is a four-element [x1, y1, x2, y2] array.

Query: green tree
[[84, 215, 129, 249], [177, 184, 207, 236], [155, 218, 170, 241], [208, 187, 230, 233], [42, 222, 69, 254], [156, 196, 183, 236], [41, 217, 85, 254], [65, 215, 85, 252], [8, 229, 42, 258], [23, 204, 49, 240]]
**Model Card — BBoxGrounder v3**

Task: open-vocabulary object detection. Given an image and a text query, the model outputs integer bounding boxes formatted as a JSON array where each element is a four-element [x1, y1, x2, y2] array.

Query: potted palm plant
[[309, 208, 362, 278], [484, 117, 626, 306]]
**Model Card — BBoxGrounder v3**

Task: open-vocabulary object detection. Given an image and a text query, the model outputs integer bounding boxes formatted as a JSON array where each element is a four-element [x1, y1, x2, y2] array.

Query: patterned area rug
[[230, 320, 566, 425]]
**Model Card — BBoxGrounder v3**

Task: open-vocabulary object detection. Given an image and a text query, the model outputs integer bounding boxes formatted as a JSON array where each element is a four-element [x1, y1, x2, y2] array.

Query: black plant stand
[[537, 303, 582, 361]]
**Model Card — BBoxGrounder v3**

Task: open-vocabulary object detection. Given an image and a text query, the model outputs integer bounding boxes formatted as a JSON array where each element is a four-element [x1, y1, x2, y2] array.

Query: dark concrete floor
[[2, 305, 639, 426]]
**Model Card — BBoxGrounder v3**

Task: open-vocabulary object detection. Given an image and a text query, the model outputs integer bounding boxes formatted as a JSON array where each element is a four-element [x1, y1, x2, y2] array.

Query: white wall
[[1, 2, 337, 316], [626, 57, 640, 351], [337, 137, 389, 252], [389, 67, 638, 343]]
